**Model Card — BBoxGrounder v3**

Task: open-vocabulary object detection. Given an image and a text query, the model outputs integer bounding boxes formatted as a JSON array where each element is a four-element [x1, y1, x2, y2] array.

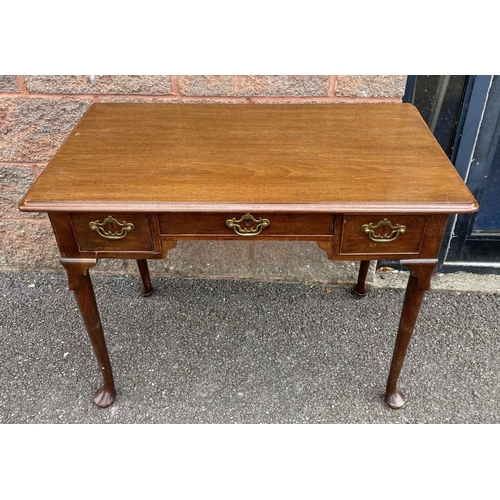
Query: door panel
[[444, 75, 500, 269]]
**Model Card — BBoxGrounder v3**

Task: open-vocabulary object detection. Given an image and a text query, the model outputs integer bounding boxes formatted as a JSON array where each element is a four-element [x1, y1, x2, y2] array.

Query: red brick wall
[[0, 75, 407, 272]]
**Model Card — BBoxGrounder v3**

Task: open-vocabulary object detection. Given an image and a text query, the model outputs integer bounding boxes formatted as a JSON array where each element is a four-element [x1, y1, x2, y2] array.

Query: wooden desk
[[19, 103, 478, 409]]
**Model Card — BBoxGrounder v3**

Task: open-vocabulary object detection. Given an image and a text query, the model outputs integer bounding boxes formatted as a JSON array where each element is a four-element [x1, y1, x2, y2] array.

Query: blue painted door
[[443, 75, 500, 270]]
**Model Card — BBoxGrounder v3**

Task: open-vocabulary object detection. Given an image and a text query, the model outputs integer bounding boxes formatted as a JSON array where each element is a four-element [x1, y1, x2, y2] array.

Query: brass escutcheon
[[361, 218, 406, 243], [226, 213, 270, 237], [89, 216, 135, 240]]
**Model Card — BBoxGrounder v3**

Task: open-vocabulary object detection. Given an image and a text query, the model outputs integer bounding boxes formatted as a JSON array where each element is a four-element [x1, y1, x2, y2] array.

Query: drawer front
[[71, 213, 154, 252], [159, 212, 334, 237], [340, 215, 427, 255]]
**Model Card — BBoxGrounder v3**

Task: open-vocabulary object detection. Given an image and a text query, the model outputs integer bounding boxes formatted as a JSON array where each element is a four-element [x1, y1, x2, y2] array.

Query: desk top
[[19, 103, 478, 214]]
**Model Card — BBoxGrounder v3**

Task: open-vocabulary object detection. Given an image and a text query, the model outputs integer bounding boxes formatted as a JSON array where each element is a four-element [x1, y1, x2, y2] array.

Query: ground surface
[[1, 271, 498, 424]]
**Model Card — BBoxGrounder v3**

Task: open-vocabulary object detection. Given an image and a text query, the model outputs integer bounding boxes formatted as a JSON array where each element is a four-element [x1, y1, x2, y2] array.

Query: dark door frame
[[439, 75, 500, 273], [382, 75, 499, 274]]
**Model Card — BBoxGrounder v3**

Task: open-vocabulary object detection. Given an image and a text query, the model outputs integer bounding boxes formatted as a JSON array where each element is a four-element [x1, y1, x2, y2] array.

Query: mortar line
[[17, 76, 28, 96], [328, 76, 338, 97]]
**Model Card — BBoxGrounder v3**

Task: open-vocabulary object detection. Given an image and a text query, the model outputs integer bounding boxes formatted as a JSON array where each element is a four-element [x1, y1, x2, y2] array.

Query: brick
[[0, 165, 45, 219], [178, 76, 330, 97], [251, 98, 336, 104], [0, 97, 92, 162], [0, 217, 127, 273], [25, 75, 173, 95], [335, 75, 407, 98], [99, 97, 248, 104], [0, 76, 19, 93], [0, 219, 60, 270]]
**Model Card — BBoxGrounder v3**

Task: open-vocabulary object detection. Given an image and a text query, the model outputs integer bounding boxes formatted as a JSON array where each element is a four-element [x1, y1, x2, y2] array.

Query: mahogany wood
[[385, 260, 438, 409], [60, 258, 115, 408], [19, 103, 478, 410], [158, 212, 334, 238], [136, 259, 153, 297], [354, 260, 371, 297], [71, 213, 154, 252], [20, 103, 478, 215], [340, 214, 427, 256]]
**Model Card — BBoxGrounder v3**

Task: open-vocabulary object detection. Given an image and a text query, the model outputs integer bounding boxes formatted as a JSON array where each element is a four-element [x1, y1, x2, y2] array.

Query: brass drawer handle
[[89, 216, 135, 240], [361, 218, 406, 243], [226, 213, 270, 237]]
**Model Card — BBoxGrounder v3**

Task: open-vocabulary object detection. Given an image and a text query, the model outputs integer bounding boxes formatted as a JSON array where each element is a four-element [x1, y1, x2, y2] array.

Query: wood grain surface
[[19, 103, 478, 214]]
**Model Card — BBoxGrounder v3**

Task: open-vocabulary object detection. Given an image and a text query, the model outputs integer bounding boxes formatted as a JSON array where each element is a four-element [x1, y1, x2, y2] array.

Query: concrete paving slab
[[374, 268, 500, 294]]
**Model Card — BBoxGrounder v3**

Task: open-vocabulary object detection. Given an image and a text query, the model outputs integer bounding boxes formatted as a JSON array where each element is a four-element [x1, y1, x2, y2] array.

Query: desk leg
[[61, 259, 116, 408], [354, 260, 371, 297], [136, 259, 153, 297], [385, 260, 436, 409]]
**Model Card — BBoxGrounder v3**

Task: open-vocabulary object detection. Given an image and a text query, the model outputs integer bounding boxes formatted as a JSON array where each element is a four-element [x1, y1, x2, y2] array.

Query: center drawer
[[158, 212, 334, 238]]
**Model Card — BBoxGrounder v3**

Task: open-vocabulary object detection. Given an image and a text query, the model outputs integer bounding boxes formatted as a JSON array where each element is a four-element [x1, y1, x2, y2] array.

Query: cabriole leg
[[136, 259, 153, 297], [61, 259, 116, 408], [354, 260, 371, 297], [385, 260, 436, 409]]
